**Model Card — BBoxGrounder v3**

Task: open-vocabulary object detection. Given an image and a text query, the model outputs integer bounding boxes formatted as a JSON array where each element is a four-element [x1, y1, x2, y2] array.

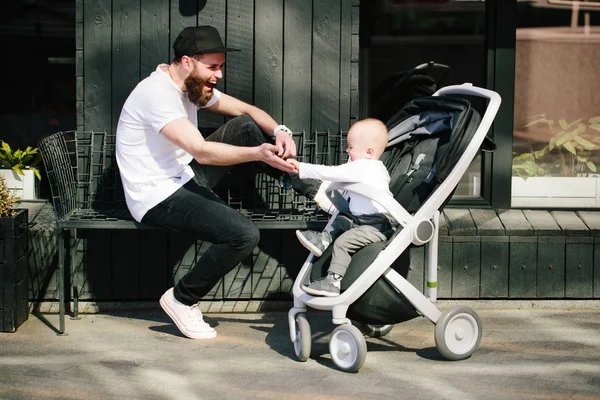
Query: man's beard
[[184, 72, 214, 107]]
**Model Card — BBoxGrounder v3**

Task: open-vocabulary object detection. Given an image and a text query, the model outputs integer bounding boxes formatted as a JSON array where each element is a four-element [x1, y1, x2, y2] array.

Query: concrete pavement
[[1, 301, 600, 400]]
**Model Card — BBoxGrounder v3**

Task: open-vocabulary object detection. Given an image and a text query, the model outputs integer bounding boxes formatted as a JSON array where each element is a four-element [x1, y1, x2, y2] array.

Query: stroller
[[287, 83, 501, 372]]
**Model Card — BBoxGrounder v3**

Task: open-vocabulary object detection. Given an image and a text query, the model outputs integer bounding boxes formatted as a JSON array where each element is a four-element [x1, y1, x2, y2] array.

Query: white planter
[[511, 176, 600, 208], [0, 169, 39, 200]]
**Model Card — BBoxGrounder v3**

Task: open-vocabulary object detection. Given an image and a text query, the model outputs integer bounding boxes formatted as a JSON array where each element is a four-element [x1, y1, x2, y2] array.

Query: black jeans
[[142, 115, 318, 305]]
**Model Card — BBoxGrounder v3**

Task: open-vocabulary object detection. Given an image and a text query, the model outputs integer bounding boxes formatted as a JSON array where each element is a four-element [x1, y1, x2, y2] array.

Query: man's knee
[[222, 115, 265, 146], [230, 220, 260, 253], [232, 115, 260, 134]]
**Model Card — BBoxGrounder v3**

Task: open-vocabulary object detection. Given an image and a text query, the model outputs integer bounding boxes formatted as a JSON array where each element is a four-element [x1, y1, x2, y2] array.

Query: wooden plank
[[141, 0, 169, 80], [111, 231, 139, 299], [438, 211, 449, 236], [139, 230, 169, 298], [278, 231, 306, 295], [406, 246, 425, 293], [283, 0, 312, 131], [480, 236, 509, 298], [351, 35, 359, 62], [254, 0, 284, 122], [83, 0, 112, 131], [351, 4, 360, 34], [443, 208, 476, 236], [112, 0, 140, 134], [197, 1, 226, 31], [76, 0, 83, 23], [451, 237, 480, 298], [251, 247, 281, 299], [537, 236, 565, 298], [436, 236, 452, 298], [550, 211, 590, 237], [312, 0, 341, 132], [226, 0, 254, 104], [351, 61, 359, 92], [169, 0, 196, 60], [79, 231, 112, 299], [76, 35, 83, 129], [76, 47, 83, 78], [509, 236, 537, 297], [76, 20, 83, 50], [350, 89, 360, 121], [576, 211, 600, 236], [194, 240, 223, 300], [197, 0, 226, 129], [497, 209, 533, 236], [223, 262, 252, 299], [71, 235, 85, 300], [339, 0, 352, 131], [76, 76, 83, 102], [523, 210, 562, 236], [168, 233, 201, 294], [470, 209, 505, 236], [565, 238, 594, 298]]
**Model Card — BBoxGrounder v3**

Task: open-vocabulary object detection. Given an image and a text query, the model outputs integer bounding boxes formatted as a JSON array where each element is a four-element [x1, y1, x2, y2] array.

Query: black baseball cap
[[173, 26, 240, 58]]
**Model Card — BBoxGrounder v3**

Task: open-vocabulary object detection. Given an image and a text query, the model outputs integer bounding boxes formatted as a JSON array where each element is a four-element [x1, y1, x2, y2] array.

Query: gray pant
[[328, 222, 389, 277]]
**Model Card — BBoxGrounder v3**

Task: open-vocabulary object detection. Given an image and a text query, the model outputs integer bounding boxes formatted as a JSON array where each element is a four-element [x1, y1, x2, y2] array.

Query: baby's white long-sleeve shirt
[[298, 159, 392, 216]]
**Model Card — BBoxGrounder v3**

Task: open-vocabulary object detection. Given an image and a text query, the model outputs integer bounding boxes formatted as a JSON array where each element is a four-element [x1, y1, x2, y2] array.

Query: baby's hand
[[287, 158, 300, 173]]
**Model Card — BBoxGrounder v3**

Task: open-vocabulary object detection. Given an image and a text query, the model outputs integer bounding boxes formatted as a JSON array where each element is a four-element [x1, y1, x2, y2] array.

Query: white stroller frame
[[287, 83, 502, 372]]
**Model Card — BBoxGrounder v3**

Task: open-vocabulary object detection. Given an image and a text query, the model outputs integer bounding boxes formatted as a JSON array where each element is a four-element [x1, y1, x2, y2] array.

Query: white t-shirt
[[298, 159, 392, 216], [116, 64, 221, 222]]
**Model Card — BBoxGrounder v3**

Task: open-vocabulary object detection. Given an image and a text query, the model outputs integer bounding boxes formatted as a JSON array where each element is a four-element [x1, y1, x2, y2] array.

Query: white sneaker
[[159, 288, 217, 339]]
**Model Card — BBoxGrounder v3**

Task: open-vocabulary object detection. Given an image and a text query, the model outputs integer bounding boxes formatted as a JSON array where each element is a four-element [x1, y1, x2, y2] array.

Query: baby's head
[[346, 118, 388, 161]]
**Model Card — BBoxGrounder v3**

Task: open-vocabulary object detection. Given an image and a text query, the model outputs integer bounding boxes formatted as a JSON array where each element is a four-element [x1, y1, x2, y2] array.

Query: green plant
[[513, 115, 600, 179], [0, 141, 42, 180], [0, 175, 18, 217]]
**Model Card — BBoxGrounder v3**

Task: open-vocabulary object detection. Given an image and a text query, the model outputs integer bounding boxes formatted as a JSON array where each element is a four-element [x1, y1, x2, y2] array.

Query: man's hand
[[274, 133, 297, 159], [258, 143, 296, 172]]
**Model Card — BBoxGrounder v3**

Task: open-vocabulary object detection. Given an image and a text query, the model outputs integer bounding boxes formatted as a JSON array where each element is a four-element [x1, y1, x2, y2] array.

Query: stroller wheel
[[293, 313, 311, 362], [434, 306, 482, 361], [329, 325, 367, 373], [358, 323, 394, 338]]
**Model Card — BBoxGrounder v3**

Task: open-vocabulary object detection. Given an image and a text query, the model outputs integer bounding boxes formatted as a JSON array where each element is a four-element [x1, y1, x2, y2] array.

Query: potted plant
[[0, 141, 42, 200], [512, 115, 600, 207], [0, 175, 29, 332]]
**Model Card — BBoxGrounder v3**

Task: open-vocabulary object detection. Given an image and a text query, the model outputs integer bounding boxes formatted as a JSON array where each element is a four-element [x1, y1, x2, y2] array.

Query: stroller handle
[[434, 82, 502, 105]]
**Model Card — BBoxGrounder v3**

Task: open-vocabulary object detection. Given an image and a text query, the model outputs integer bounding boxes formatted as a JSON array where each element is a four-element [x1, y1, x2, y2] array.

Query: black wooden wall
[[76, 0, 360, 134], [70, 0, 361, 302]]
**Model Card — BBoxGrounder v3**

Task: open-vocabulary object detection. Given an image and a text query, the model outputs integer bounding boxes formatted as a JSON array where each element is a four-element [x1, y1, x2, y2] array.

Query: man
[[116, 25, 315, 339]]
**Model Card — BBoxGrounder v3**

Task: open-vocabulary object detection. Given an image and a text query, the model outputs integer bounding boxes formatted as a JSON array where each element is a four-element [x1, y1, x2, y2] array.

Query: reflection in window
[[366, 0, 487, 199], [512, 1, 600, 208]]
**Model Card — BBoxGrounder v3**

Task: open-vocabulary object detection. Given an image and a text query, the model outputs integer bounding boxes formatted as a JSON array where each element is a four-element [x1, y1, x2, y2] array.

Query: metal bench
[[38, 129, 341, 334]]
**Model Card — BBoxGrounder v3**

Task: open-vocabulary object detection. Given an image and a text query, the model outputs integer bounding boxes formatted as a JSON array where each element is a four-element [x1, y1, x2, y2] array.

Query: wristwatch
[[273, 124, 293, 139]]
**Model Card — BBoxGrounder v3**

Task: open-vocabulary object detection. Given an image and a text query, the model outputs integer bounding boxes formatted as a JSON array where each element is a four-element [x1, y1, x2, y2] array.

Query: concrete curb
[[31, 298, 600, 314]]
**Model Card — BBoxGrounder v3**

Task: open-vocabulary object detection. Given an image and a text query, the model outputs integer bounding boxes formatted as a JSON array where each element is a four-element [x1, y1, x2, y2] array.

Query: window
[[364, 0, 488, 199], [512, 0, 600, 208]]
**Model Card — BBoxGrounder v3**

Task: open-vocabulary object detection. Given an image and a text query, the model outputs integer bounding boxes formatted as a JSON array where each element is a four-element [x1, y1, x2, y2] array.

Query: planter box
[[0, 170, 39, 200], [0, 209, 29, 332], [511, 177, 600, 208]]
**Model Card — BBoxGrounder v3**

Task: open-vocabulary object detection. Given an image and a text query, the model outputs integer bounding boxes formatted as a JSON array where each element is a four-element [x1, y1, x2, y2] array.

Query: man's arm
[[160, 117, 295, 172], [207, 93, 296, 158]]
